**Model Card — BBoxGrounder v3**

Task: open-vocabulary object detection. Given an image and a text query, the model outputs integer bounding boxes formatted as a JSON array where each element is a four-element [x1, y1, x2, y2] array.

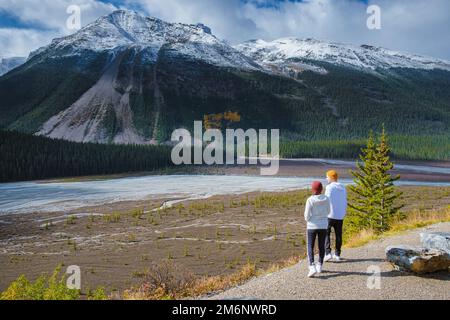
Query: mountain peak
[[104, 9, 150, 28], [29, 10, 258, 71], [31, 9, 219, 57]]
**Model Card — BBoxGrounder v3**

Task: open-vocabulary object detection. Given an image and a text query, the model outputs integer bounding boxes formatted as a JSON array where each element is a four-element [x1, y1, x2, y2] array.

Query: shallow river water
[[1, 174, 450, 214]]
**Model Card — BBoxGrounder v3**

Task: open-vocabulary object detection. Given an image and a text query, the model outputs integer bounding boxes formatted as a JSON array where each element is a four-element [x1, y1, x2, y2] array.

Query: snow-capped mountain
[[1, 10, 450, 146], [235, 38, 450, 73], [31, 10, 258, 70], [0, 57, 26, 76]]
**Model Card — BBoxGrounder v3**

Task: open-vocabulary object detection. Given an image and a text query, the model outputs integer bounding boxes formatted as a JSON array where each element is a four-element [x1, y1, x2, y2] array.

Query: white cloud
[[0, 0, 117, 57], [0, 28, 55, 57], [1, 0, 450, 60]]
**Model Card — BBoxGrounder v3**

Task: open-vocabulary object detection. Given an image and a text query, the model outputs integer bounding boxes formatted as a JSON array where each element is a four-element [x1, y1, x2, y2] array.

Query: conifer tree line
[[0, 130, 174, 182], [346, 126, 404, 234]]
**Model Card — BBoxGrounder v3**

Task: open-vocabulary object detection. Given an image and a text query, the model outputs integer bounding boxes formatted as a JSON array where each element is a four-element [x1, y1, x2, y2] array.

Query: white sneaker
[[316, 263, 323, 274], [307, 265, 317, 278], [324, 254, 333, 262], [333, 255, 341, 262]]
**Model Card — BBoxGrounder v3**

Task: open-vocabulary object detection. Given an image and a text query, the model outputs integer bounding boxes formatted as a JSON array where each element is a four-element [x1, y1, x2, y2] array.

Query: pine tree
[[348, 126, 404, 233], [372, 126, 405, 230]]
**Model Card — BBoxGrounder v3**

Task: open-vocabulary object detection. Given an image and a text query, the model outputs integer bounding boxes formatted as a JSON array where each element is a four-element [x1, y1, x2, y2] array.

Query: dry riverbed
[[1, 186, 449, 296]]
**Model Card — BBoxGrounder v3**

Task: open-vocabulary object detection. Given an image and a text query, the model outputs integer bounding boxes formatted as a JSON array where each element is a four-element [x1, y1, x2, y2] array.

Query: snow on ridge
[[235, 37, 450, 72], [30, 10, 259, 70], [25, 11, 450, 73]]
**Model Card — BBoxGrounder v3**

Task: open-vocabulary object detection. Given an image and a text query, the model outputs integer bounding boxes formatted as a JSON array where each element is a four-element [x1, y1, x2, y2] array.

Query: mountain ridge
[[235, 37, 450, 74], [27, 10, 450, 73]]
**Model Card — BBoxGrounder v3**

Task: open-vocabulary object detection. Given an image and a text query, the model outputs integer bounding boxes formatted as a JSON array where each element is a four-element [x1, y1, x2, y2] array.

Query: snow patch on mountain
[[235, 38, 450, 72]]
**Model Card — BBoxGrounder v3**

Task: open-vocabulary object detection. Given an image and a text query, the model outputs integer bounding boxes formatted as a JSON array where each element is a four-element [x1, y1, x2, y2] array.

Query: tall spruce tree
[[348, 126, 404, 233]]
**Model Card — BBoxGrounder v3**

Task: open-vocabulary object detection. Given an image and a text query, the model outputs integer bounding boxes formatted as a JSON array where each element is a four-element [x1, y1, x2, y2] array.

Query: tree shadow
[[316, 270, 372, 279]]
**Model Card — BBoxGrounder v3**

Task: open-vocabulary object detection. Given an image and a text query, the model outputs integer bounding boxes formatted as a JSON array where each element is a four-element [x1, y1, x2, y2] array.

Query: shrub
[[0, 266, 80, 300], [87, 287, 108, 300], [123, 260, 196, 300]]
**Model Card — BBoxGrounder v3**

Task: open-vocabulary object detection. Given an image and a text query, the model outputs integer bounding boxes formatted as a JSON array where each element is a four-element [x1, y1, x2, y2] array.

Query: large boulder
[[385, 245, 450, 274], [421, 232, 450, 255]]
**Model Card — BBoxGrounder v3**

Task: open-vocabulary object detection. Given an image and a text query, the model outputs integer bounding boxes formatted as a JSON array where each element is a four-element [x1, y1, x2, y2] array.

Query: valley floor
[[0, 185, 449, 296]]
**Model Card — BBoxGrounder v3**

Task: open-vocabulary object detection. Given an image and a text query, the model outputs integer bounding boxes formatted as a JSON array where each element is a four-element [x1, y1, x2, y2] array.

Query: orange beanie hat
[[327, 170, 338, 181]]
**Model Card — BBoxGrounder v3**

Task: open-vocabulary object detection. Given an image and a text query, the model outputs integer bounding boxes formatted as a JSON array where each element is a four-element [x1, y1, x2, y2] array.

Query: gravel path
[[209, 223, 450, 300]]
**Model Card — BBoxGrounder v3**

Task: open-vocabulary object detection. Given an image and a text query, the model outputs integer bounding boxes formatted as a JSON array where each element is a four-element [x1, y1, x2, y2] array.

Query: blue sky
[[1, 0, 450, 60]]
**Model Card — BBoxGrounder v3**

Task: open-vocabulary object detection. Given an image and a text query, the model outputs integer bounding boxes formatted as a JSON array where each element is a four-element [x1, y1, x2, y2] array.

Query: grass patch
[[344, 206, 450, 248]]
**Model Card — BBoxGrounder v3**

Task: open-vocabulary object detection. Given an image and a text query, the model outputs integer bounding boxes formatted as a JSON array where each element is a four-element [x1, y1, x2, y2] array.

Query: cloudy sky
[[1, 0, 449, 60]]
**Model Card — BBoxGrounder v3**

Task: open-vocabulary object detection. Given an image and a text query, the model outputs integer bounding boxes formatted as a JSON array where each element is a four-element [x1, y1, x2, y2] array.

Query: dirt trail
[[209, 222, 450, 300]]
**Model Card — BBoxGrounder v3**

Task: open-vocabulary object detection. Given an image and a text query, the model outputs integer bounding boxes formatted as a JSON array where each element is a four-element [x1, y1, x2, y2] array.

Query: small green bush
[[87, 287, 108, 300], [0, 266, 80, 300]]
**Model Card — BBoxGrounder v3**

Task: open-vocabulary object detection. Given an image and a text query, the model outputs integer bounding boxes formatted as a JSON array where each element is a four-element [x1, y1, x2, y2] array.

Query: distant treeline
[[280, 140, 364, 159], [280, 135, 450, 161], [1, 130, 448, 183], [0, 130, 174, 182]]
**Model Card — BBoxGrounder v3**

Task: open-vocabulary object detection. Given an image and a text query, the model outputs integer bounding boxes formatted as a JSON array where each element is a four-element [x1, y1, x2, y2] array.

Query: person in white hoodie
[[324, 170, 348, 262], [304, 181, 330, 278]]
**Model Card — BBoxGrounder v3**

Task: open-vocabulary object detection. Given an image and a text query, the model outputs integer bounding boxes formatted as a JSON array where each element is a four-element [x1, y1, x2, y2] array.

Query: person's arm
[[343, 187, 348, 216], [304, 198, 312, 222], [325, 185, 331, 198]]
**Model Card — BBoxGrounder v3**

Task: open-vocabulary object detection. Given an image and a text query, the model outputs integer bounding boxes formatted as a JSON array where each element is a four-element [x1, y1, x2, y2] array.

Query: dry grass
[[122, 262, 257, 300], [187, 263, 257, 298], [260, 255, 301, 275], [122, 254, 303, 300], [344, 206, 450, 248], [344, 229, 378, 248]]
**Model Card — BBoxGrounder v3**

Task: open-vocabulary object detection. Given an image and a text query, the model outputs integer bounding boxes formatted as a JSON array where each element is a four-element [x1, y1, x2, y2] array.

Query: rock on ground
[[385, 245, 450, 274]]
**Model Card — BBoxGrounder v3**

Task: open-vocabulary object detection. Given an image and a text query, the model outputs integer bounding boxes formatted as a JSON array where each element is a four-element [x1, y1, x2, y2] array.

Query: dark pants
[[307, 229, 327, 266], [325, 218, 344, 256]]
